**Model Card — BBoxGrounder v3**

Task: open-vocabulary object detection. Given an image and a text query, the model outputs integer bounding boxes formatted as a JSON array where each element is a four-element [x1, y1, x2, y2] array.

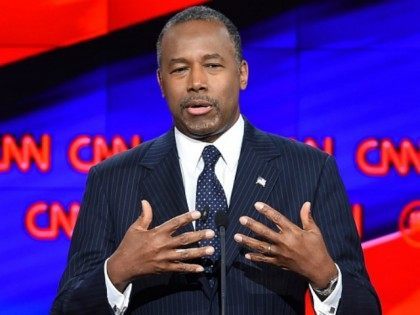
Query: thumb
[[137, 200, 153, 230], [300, 202, 315, 231]]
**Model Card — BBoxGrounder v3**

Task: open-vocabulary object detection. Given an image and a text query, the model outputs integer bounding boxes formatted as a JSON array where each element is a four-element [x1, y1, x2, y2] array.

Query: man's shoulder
[[256, 128, 329, 162]]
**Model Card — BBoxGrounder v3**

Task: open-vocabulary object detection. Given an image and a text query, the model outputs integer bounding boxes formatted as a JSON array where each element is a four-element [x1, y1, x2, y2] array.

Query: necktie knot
[[201, 145, 221, 169]]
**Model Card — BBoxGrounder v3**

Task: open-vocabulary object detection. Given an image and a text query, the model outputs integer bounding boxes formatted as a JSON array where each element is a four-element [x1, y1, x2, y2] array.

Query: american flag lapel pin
[[256, 176, 266, 187]]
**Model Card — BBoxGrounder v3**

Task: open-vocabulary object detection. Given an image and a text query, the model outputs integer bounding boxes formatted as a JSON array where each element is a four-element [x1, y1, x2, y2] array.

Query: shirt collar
[[175, 115, 244, 171]]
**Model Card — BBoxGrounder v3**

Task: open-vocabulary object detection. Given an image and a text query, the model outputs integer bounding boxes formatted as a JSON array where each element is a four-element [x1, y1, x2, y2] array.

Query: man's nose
[[187, 65, 208, 92]]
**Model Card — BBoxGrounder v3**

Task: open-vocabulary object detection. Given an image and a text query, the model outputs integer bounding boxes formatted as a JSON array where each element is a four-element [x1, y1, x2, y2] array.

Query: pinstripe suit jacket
[[52, 121, 380, 315]]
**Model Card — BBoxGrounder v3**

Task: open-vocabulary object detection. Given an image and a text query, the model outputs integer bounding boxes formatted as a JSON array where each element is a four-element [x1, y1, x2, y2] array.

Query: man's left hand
[[234, 201, 338, 289]]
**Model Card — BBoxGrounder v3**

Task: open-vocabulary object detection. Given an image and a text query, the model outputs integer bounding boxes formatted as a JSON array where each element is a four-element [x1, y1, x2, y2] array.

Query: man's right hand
[[107, 200, 215, 292]]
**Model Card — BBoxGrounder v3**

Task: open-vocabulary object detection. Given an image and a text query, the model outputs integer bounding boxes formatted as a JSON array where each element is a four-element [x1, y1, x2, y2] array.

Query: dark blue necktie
[[195, 145, 228, 276]]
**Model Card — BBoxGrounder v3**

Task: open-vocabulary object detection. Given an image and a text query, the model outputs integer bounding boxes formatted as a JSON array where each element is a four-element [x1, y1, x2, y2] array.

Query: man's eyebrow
[[169, 54, 225, 65], [202, 53, 224, 61], [169, 57, 189, 65]]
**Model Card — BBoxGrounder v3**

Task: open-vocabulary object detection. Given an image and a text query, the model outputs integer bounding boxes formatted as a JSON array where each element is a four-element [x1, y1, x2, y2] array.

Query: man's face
[[158, 20, 248, 142]]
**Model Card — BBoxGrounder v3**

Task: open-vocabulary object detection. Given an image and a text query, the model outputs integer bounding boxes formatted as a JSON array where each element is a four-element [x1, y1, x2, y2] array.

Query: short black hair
[[156, 6, 243, 67]]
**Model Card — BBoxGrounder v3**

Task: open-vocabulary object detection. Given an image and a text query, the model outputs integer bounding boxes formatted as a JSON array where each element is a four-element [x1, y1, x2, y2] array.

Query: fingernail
[[205, 229, 215, 238], [245, 253, 251, 260], [191, 211, 201, 220], [234, 234, 242, 242], [255, 202, 264, 211], [206, 247, 214, 255], [141, 200, 147, 209], [239, 216, 248, 225], [196, 266, 204, 272]]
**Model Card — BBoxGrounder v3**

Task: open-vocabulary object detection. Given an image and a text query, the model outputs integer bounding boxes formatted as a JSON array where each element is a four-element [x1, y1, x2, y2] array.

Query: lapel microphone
[[200, 206, 210, 223], [215, 211, 228, 315]]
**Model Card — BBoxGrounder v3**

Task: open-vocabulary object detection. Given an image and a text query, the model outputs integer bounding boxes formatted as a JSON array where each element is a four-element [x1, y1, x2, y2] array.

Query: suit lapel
[[226, 122, 282, 271], [139, 130, 192, 234]]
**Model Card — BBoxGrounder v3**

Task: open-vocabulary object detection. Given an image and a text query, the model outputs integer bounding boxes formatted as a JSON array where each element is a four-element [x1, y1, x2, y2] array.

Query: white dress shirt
[[105, 115, 342, 314]]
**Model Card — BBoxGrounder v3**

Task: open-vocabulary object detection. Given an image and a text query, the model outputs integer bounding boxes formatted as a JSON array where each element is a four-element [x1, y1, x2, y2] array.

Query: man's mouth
[[184, 101, 213, 116]]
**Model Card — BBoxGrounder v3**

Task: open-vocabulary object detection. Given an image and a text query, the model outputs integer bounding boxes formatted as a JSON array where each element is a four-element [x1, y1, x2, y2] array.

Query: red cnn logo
[[0, 134, 51, 172], [68, 135, 141, 173], [25, 202, 80, 240], [356, 138, 419, 176]]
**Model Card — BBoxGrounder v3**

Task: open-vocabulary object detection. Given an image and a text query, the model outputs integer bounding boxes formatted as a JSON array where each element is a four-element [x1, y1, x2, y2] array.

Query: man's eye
[[206, 64, 222, 69], [171, 67, 187, 74]]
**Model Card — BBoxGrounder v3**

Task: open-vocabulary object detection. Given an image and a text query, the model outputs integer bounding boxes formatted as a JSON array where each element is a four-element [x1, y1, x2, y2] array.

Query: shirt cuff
[[309, 264, 342, 315], [104, 258, 132, 315]]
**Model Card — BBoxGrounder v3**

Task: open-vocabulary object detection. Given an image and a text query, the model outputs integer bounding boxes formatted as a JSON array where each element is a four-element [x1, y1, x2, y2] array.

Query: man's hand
[[234, 201, 337, 289], [107, 200, 215, 292]]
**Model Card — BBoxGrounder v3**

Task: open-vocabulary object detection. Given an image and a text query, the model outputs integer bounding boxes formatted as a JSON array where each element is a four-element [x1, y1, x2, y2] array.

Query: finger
[[172, 229, 215, 247], [136, 200, 153, 230], [238, 216, 280, 243], [165, 262, 205, 273], [166, 246, 215, 261], [244, 252, 278, 265], [255, 202, 295, 231], [158, 211, 201, 234], [300, 201, 316, 231], [234, 233, 272, 255]]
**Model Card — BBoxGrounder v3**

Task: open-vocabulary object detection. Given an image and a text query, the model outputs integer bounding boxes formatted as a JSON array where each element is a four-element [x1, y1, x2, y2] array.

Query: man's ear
[[239, 60, 249, 90], [156, 69, 165, 98]]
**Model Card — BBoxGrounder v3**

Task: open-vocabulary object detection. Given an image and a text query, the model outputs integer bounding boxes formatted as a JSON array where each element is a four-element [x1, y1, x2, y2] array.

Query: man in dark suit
[[52, 6, 380, 315]]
